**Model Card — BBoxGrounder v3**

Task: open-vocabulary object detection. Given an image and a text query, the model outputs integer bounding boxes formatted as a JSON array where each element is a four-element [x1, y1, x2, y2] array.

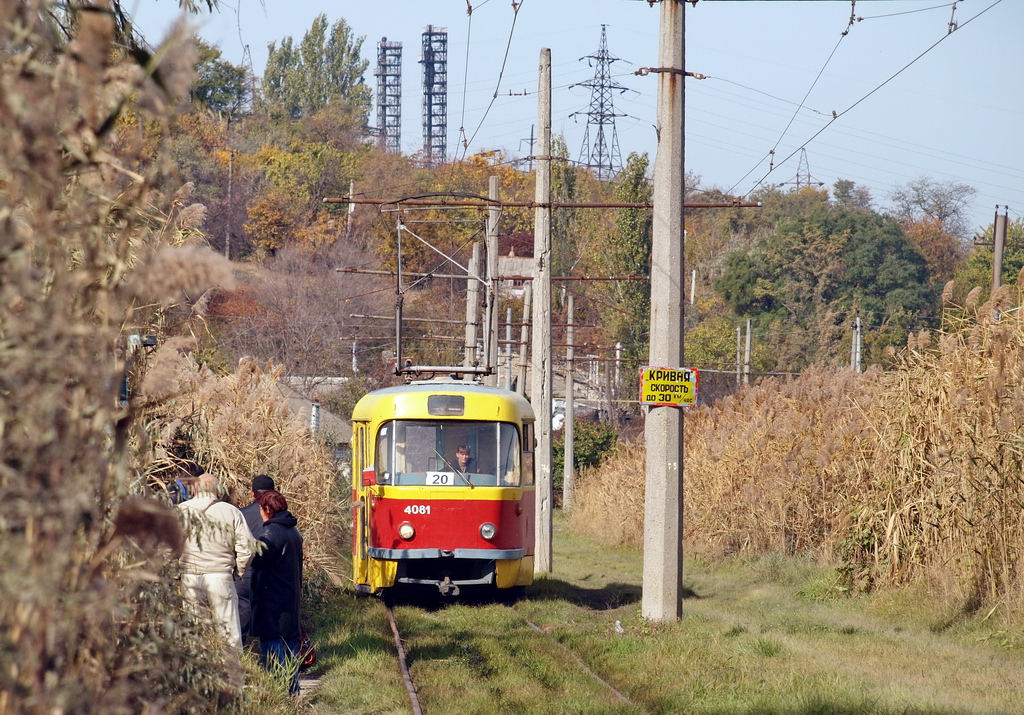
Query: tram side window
[[375, 424, 391, 483], [521, 423, 535, 486], [498, 423, 521, 487]]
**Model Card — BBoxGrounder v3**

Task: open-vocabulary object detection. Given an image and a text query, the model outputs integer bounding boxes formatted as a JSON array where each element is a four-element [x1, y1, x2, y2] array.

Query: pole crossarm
[[634, 66, 705, 80], [336, 268, 648, 282], [324, 196, 761, 210]]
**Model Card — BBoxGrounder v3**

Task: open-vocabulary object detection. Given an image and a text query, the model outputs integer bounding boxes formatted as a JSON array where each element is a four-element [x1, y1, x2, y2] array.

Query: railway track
[[381, 597, 646, 715], [385, 601, 425, 715]]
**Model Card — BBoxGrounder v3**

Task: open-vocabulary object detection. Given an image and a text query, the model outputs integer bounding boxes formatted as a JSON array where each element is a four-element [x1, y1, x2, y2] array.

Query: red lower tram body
[[363, 488, 535, 594]]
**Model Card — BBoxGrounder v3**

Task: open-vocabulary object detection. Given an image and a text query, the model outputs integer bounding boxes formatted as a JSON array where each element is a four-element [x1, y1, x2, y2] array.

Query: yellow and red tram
[[351, 379, 536, 596]]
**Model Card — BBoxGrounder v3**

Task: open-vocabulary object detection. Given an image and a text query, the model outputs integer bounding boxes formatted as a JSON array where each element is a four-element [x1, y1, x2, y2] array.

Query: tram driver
[[454, 445, 476, 474]]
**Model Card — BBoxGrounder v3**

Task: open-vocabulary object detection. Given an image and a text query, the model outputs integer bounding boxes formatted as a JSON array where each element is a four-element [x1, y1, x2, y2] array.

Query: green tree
[[951, 217, 1024, 305], [842, 212, 934, 324], [552, 420, 618, 497], [190, 38, 250, 115], [714, 195, 933, 370], [262, 15, 370, 122], [832, 178, 873, 212], [600, 152, 652, 362]]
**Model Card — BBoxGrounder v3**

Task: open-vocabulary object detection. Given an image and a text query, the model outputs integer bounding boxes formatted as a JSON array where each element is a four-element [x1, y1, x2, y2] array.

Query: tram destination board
[[639, 366, 698, 407]]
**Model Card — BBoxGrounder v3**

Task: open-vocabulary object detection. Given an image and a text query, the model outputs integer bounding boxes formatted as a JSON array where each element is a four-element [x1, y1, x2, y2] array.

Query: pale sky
[[132, 0, 1023, 236]]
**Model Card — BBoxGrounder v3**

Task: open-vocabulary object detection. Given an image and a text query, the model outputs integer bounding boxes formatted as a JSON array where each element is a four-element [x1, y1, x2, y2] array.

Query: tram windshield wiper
[[434, 449, 473, 487]]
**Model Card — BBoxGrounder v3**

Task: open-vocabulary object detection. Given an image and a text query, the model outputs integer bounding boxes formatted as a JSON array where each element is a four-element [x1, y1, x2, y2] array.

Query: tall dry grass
[[572, 284, 1024, 611], [851, 286, 1024, 604], [147, 353, 345, 579], [0, 5, 341, 712]]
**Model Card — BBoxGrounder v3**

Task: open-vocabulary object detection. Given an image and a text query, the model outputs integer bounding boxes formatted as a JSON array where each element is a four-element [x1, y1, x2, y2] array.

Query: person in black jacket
[[236, 474, 275, 638], [251, 489, 303, 695]]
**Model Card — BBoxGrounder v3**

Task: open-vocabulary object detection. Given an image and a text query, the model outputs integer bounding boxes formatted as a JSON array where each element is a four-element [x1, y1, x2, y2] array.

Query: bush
[[553, 420, 619, 497]]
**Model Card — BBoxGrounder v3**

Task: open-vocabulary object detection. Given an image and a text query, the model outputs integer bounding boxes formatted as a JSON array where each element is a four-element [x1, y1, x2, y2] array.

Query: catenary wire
[[733, 0, 1005, 197]]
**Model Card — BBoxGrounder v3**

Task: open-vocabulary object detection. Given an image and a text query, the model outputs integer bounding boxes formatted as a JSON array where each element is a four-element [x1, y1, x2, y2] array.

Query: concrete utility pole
[[744, 318, 751, 386], [505, 307, 514, 390], [485, 176, 501, 386], [642, 0, 684, 622], [735, 326, 742, 386], [563, 294, 576, 511], [992, 207, 1008, 295], [532, 47, 554, 574], [465, 242, 483, 367], [517, 284, 532, 396]]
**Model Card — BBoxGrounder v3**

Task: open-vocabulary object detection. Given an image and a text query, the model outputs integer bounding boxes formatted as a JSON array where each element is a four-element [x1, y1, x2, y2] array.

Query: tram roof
[[351, 379, 535, 423]]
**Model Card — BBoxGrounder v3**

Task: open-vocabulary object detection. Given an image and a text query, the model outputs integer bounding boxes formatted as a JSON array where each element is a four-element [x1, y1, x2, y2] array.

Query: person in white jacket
[[177, 473, 254, 651]]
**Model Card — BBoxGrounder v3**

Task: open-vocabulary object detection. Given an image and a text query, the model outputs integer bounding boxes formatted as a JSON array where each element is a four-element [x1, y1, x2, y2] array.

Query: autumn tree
[[550, 136, 610, 280], [832, 178, 873, 212], [261, 14, 371, 122], [244, 189, 299, 254], [371, 152, 532, 275], [901, 216, 965, 285], [889, 176, 977, 243]]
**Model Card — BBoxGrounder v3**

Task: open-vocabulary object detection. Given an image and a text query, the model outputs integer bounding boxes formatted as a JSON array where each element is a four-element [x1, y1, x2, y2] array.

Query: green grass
[[301, 586, 409, 714], [302, 513, 1024, 714]]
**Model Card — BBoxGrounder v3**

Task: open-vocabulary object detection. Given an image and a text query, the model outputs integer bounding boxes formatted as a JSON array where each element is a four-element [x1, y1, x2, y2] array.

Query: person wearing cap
[[237, 474, 275, 639], [241, 474, 276, 536]]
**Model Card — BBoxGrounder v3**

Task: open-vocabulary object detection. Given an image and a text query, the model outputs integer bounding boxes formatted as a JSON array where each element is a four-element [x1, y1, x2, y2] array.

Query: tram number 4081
[[404, 504, 431, 515]]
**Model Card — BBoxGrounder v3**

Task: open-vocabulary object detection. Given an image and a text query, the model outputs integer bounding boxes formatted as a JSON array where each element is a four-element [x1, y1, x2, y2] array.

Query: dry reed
[[151, 355, 346, 581], [576, 287, 1024, 611], [0, 7, 304, 711]]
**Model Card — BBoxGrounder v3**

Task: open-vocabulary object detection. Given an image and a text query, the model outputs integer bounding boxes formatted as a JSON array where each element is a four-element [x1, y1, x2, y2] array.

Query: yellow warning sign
[[639, 366, 698, 407]]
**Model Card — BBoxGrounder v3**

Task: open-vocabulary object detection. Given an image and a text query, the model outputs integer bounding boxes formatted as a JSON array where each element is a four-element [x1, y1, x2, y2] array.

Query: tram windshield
[[375, 420, 521, 487]]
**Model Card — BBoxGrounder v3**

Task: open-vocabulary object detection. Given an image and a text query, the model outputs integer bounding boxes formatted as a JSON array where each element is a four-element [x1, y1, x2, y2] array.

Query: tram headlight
[[398, 522, 416, 540], [479, 522, 496, 541]]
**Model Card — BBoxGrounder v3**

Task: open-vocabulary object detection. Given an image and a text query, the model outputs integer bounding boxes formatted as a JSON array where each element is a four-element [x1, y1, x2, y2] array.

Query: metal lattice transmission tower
[[375, 38, 403, 153], [571, 25, 628, 180], [420, 25, 448, 166], [778, 148, 825, 189]]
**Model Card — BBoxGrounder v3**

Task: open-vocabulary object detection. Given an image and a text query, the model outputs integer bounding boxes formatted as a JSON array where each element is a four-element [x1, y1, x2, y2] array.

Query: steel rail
[[507, 605, 647, 713], [384, 603, 423, 715]]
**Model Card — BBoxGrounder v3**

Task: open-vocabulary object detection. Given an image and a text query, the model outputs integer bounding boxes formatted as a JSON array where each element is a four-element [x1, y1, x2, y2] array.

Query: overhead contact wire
[[728, 11, 851, 195], [460, 0, 525, 161], [737, 0, 1003, 198], [456, 1, 474, 158]]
